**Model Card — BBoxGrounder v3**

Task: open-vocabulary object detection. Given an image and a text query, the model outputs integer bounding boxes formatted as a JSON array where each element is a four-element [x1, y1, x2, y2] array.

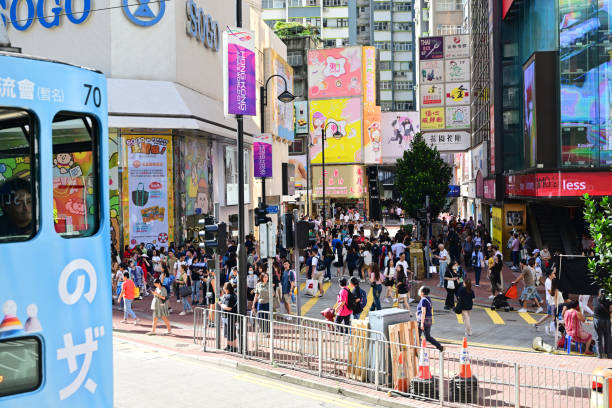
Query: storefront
[[6, 0, 288, 249], [311, 164, 367, 220]]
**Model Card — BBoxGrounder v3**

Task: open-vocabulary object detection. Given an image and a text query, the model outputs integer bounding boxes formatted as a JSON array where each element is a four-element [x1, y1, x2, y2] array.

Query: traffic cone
[[417, 338, 432, 380], [395, 351, 408, 392], [459, 337, 472, 378]]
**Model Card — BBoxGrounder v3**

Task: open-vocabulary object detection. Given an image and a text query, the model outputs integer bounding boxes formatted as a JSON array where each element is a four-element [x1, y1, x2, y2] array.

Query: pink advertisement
[[307, 47, 362, 99], [380, 111, 420, 163]]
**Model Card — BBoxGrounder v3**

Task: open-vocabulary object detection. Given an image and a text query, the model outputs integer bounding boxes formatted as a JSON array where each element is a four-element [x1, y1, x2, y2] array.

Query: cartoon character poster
[[381, 111, 420, 163], [121, 134, 174, 249], [420, 60, 444, 84], [363, 105, 382, 164], [183, 136, 213, 216], [445, 58, 470, 82], [52, 151, 95, 234], [308, 47, 362, 99], [309, 98, 362, 164]]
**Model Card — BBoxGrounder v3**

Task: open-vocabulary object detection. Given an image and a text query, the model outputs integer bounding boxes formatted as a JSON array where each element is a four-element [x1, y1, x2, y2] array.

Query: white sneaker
[[179, 311, 186, 316], [517, 308, 527, 313], [544, 325, 550, 335], [120, 319, 127, 323], [384, 298, 390, 303], [535, 307, 543, 314], [408, 298, 415, 303], [488, 295, 495, 299]]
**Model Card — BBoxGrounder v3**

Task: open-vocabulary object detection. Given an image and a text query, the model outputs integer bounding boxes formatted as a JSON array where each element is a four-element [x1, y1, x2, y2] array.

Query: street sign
[[259, 223, 277, 258], [266, 205, 279, 214]]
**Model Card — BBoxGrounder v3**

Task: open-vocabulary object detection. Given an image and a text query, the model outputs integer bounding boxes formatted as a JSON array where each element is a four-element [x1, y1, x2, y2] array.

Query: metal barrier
[[193, 307, 609, 408]]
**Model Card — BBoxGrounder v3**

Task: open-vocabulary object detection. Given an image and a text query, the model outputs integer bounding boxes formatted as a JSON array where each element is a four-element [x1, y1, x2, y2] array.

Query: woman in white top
[[382, 258, 396, 303]]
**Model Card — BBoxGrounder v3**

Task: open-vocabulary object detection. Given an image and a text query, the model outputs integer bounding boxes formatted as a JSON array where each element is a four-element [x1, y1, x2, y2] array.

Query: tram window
[[52, 112, 99, 238], [0, 336, 42, 397], [0, 108, 37, 242]]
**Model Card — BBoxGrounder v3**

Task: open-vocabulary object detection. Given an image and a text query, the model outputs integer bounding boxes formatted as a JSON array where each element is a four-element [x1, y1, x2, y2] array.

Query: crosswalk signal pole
[[293, 209, 301, 317]]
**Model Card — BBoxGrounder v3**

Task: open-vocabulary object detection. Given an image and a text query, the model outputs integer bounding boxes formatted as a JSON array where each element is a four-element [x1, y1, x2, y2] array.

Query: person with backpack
[[334, 277, 354, 333], [472, 245, 484, 287], [349, 277, 367, 319]]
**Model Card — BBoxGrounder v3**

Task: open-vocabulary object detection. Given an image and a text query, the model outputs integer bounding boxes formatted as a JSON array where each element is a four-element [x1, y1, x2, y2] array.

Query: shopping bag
[[304, 279, 318, 296], [429, 265, 437, 274], [134, 287, 140, 299]]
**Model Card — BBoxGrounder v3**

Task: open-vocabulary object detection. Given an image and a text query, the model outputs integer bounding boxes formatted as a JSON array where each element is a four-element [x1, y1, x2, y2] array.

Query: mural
[[183, 136, 213, 216], [309, 97, 362, 164], [308, 47, 362, 99], [381, 111, 420, 163]]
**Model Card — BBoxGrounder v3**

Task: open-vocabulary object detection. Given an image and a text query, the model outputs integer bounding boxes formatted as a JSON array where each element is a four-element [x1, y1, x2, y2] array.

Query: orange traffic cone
[[459, 337, 472, 378], [395, 351, 408, 392], [417, 338, 432, 380]]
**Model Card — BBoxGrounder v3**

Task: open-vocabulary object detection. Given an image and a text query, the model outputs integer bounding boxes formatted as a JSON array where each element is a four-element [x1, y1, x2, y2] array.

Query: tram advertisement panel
[[122, 134, 174, 248]]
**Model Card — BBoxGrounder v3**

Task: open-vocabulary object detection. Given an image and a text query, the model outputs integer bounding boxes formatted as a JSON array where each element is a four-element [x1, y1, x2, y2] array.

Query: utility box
[[368, 308, 413, 384]]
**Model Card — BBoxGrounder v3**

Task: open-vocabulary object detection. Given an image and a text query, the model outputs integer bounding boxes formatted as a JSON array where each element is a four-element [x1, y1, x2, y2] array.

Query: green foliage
[[394, 133, 452, 220], [583, 193, 612, 296], [273, 22, 320, 44]]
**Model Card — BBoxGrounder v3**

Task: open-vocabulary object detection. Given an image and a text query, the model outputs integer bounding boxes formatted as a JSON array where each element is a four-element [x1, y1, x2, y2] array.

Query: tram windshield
[[0, 108, 36, 242], [52, 113, 99, 238]]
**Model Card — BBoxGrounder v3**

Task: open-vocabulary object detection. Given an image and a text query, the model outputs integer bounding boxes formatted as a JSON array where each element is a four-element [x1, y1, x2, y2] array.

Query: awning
[[107, 78, 258, 139]]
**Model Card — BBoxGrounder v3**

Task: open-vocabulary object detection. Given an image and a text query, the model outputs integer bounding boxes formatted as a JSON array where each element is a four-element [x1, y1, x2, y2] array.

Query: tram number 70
[[83, 84, 102, 108]]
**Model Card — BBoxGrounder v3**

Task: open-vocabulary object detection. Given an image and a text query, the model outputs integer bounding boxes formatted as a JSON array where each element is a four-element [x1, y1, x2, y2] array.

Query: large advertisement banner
[[223, 27, 256, 116], [288, 154, 308, 188], [122, 135, 174, 248], [183, 136, 213, 216], [506, 172, 612, 197], [265, 48, 294, 140], [308, 47, 362, 99], [444, 34, 470, 58], [421, 107, 445, 130], [419, 60, 444, 84], [381, 111, 420, 163], [523, 59, 536, 167], [363, 105, 382, 164], [309, 98, 362, 164], [312, 165, 366, 198], [253, 133, 273, 178], [225, 145, 251, 206], [419, 36, 444, 60]]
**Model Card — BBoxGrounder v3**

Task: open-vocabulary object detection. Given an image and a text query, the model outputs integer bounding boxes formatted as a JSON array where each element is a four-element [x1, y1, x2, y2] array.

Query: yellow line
[[518, 312, 537, 325], [359, 287, 374, 319], [234, 373, 372, 408], [456, 311, 464, 324], [300, 281, 332, 316], [484, 308, 505, 325]]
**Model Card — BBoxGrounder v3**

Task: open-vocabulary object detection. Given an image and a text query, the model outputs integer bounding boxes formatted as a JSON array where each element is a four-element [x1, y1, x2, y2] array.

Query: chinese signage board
[[419, 35, 471, 146], [506, 172, 612, 198], [424, 131, 471, 152], [307, 47, 362, 99], [419, 36, 444, 60], [312, 165, 366, 198], [223, 27, 256, 116], [253, 134, 273, 178], [294, 100, 309, 135]]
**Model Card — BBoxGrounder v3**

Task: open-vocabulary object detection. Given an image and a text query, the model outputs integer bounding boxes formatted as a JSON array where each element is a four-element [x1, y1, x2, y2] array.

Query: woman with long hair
[[395, 264, 410, 311], [369, 263, 383, 311], [563, 299, 594, 355], [382, 258, 396, 303], [457, 278, 475, 336], [444, 261, 460, 310]]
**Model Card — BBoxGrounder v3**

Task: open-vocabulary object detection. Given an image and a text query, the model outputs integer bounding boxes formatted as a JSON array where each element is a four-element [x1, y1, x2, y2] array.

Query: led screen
[[523, 60, 536, 167]]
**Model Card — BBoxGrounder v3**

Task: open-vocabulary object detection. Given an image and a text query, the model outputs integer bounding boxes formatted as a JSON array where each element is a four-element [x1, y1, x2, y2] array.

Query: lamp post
[[320, 121, 342, 232]]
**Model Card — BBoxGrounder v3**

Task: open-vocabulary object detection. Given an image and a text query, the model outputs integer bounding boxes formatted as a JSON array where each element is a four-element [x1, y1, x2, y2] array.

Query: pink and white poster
[[381, 111, 420, 163]]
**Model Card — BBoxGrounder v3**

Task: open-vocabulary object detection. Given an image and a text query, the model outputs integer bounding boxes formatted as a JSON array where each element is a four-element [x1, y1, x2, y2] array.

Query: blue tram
[[0, 51, 112, 406]]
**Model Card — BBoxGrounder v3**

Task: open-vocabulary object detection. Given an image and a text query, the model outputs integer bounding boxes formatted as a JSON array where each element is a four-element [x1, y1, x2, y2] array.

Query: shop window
[[0, 108, 37, 242], [52, 112, 99, 238]]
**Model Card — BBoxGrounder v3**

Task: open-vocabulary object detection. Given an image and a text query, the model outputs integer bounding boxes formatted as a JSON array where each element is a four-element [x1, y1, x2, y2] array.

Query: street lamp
[[321, 121, 342, 232]]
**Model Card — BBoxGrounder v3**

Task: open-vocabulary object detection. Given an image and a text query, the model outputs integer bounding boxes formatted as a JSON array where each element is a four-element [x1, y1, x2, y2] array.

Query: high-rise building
[[261, 0, 417, 111]]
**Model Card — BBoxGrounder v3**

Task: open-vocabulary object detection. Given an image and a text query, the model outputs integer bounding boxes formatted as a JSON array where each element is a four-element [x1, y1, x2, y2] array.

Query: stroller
[[491, 283, 518, 312]]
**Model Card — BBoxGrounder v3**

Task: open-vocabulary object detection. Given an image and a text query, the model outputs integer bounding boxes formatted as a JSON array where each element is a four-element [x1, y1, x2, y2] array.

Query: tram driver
[[0, 177, 33, 238]]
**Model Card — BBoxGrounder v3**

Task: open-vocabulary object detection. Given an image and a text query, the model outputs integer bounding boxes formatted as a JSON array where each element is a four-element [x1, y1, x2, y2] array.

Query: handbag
[[446, 279, 455, 290], [131, 182, 149, 207], [179, 285, 192, 298], [453, 298, 463, 314]]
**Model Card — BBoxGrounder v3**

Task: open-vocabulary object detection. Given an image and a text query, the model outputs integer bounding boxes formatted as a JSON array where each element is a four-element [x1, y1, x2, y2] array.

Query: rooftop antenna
[[0, 18, 22, 53]]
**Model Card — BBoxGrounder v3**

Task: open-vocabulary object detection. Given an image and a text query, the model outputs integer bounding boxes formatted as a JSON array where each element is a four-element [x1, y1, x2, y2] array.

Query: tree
[[582, 193, 612, 296], [394, 133, 452, 220]]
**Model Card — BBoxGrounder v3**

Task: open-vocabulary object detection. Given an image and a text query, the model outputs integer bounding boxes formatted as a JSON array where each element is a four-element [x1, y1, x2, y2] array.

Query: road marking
[[300, 281, 332, 316], [484, 308, 505, 325], [518, 312, 537, 325], [358, 288, 374, 319], [456, 311, 463, 324], [233, 373, 372, 408]]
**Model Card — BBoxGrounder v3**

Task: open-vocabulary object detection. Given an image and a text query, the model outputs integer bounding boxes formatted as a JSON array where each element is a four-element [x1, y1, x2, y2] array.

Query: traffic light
[[254, 205, 271, 226], [367, 166, 381, 220], [198, 221, 227, 253], [296, 220, 310, 249], [281, 213, 294, 248]]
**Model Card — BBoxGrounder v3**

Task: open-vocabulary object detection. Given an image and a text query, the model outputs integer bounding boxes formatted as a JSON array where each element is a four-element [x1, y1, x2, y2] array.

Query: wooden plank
[[388, 325, 401, 390]]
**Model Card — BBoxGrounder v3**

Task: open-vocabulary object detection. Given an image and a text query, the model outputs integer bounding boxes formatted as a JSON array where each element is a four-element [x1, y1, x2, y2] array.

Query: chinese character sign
[[419, 36, 444, 60], [253, 133, 273, 178], [445, 58, 470, 82], [444, 34, 470, 58], [420, 107, 445, 130], [223, 27, 256, 116], [308, 47, 362, 99], [423, 131, 471, 152], [420, 60, 444, 84], [362, 46, 376, 107]]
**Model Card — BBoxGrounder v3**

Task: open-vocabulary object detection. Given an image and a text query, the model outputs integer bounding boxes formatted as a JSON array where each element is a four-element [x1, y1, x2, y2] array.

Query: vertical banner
[[294, 100, 309, 134], [363, 105, 382, 164], [223, 27, 256, 116], [253, 133, 273, 178], [122, 135, 173, 249]]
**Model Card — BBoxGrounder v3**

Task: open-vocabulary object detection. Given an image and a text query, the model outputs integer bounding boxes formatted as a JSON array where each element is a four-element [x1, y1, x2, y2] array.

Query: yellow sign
[[310, 98, 362, 164], [492, 206, 502, 249], [421, 107, 445, 130]]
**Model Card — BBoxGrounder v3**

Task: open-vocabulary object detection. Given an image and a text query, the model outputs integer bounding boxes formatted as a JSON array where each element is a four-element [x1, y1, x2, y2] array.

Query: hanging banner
[[363, 105, 382, 164], [122, 135, 174, 249], [294, 100, 309, 135], [264, 48, 294, 140], [223, 27, 256, 116], [253, 133, 273, 178]]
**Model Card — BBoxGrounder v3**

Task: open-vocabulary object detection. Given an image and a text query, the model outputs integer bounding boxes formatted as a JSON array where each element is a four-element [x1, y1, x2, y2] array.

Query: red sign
[[506, 172, 612, 197], [484, 179, 495, 200], [503, 0, 515, 19]]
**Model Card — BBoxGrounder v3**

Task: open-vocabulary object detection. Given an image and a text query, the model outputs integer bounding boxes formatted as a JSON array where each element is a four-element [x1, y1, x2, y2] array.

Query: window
[[436, 24, 463, 35], [393, 22, 412, 31], [373, 22, 390, 31], [393, 2, 411, 11], [379, 61, 392, 70], [287, 51, 303, 67], [52, 112, 99, 238], [381, 101, 393, 111], [288, 0, 302, 6], [393, 42, 412, 51], [262, 0, 286, 8], [437, 0, 462, 11], [306, 0, 319, 5], [289, 137, 306, 154], [323, 0, 347, 6], [0, 108, 37, 242], [305, 17, 320, 27], [380, 81, 392, 90], [394, 101, 414, 110], [373, 2, 391, 10], [374, 41, 391, 50], [323, 18, 348, 28], [0, 337, 42, 397], [394, 81, 412, 90], [394, 61, 413, 71]]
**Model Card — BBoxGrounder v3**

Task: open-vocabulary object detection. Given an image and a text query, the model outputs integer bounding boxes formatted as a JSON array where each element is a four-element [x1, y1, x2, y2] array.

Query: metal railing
[[193, 307, 609, 408]]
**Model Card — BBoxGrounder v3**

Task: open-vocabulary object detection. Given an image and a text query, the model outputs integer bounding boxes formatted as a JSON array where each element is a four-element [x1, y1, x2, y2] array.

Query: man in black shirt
[[0, 178, 33, 239], [593, 289, 612, 359]]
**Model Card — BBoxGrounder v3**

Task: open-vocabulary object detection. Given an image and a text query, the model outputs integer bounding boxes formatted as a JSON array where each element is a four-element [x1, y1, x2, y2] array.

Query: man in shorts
[[281, 260, 296, 315], [512, 258, 543, 314]]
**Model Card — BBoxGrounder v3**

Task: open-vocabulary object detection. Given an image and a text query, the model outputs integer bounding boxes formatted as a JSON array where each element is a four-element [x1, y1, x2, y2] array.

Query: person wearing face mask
[[246, 265, 258, 309]]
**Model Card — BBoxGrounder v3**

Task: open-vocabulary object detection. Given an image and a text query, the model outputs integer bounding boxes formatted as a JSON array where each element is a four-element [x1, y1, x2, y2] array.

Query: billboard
[[446, 106, 470, 129], [419, 60, 444, 84], [523, 59, 536, 167], [420, 83, 444, 107], [309, 97, 362, 164], [381, 111, 420, 163], [445, 58, 470, 82], [312, 165, 366, 198], [445, 82, 471, 106], [308, 47, 362, 99], [444, 35, 470, 58], [265, 48, 294, 141], [183, 136, 213, 216], [506, 172, 612, 197], [294, 100, 309, 135], [421, 107, 445, 130], [363, 105, 382, 164], [423, 131, 471, 152], [419, 36, 444, 60], [288, 154, 308, 188], [223, 27, 256, 116]]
